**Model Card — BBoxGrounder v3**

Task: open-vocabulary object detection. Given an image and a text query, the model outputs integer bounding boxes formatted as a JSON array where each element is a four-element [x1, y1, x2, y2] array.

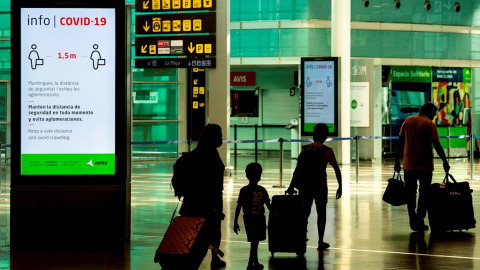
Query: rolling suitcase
[[268, 192, 307, 256], [428, 174, 476, 233], [154, 216, 223, 270]]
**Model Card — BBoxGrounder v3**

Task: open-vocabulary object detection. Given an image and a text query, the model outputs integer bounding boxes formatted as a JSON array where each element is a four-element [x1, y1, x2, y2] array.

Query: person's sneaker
[[317, 242, 330, 251], [211, 259, 226, 270]]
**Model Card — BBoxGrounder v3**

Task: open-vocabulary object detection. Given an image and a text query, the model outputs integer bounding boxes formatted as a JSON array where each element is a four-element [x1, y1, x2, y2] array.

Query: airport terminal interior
[[0, 155, 480, 269], [2, 0, 480, 269]]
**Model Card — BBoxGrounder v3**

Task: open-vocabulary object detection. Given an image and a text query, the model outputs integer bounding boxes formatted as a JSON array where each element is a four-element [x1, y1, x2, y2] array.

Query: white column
[[331, 0, 351, 164], [208, 0, 230, 166]]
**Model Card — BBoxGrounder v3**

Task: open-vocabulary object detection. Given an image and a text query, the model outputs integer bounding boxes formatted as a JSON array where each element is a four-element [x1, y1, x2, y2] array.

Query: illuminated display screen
[[20, 8, 116, 175], [301, 57, 339, 136]]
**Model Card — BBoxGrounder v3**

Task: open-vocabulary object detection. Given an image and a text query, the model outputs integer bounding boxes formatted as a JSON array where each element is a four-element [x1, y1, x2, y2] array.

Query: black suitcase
[[428, 174, 476, 233], [268, 193, 307, 256]]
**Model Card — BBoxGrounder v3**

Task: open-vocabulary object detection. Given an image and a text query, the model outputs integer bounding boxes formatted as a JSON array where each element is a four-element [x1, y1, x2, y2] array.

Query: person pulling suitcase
[[395, 103, 450, 232], [286, 123, 342, 251]]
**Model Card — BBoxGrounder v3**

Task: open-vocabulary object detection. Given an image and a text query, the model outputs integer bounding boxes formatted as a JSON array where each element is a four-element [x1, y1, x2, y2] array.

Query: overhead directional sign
[[189, 67, 206, 140], [135, 0, 216, 12], [135, 58, 216, 68], [135, 36, 215, 57], [136, 13, 216, 35]]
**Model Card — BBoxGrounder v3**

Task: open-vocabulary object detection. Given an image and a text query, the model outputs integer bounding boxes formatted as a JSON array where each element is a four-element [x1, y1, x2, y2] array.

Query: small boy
[[234, 163, 271, 270], [286, 123, 342, 251]]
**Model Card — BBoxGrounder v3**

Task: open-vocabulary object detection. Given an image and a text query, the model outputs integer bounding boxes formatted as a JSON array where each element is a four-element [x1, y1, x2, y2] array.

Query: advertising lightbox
[[301, 57, 339, 136], [20, 9, 115, 175], [11, 0, 126, 182]]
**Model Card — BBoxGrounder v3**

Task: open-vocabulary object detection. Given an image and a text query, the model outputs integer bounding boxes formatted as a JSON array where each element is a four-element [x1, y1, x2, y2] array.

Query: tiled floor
[[1, 154, 480, 269]]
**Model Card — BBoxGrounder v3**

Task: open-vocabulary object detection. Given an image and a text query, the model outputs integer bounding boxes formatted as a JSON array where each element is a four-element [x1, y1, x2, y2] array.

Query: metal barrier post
[[471, 134, 474, 179], [234, 124, 238, 169], [274, 138, 285, 187], [356, 136, 359, 184], [447, 126, 451, 158], [255, 124, 258, 163]]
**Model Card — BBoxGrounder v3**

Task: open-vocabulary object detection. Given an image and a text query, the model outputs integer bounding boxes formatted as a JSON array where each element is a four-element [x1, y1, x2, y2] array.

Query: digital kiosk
[[10, 0, 127, 250]]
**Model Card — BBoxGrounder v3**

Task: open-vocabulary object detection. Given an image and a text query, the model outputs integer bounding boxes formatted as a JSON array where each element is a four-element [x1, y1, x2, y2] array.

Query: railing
[[129, 134, 479, 186], [1, 134, 477, 186]]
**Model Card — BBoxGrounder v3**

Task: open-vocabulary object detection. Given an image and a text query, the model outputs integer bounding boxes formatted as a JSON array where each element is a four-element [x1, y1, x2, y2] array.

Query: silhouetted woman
[[179, 123, 226, 269]]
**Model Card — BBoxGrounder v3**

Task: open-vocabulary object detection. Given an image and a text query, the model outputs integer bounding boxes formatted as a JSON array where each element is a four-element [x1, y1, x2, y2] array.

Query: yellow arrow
[[188, 42, 195, 53], [143, 21, 150, 32], [143, 0, 149, 9], [194, 79, 198, 85], [141, 45, 148, 53]]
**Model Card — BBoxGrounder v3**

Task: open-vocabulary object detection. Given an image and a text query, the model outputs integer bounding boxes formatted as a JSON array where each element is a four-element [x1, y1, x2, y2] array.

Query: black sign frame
[[10, 0, 126, 186], [300, 57, 339, 137], [135, 0, 216, 12]]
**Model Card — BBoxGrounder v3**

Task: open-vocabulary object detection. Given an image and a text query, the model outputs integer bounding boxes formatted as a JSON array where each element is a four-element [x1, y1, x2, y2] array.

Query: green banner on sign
[[391, 66, 432, 83], [463, 68, 472, 83], [304, 123, 335, 134], [21, 153, 115, 175]]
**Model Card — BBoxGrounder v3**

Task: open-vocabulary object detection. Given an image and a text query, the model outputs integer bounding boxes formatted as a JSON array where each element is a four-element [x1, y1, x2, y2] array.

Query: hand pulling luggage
[[428, 174, 476, 233], [268, 192, 307, 256], [154, 216, 223, 270], [383, 172, 407, 206]]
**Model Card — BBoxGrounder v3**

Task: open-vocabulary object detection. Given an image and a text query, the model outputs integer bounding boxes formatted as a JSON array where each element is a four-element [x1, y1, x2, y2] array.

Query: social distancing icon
[[29, 44, 44, 70], [90, 44, 105, 70]]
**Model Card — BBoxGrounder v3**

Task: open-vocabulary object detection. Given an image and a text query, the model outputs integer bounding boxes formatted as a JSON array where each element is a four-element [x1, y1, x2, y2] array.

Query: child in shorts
[[234, 163, 271, 270]]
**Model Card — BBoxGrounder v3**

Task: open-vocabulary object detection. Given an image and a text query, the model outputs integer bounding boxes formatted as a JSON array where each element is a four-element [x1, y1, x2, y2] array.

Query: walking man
[[395, 102, 450, 232]]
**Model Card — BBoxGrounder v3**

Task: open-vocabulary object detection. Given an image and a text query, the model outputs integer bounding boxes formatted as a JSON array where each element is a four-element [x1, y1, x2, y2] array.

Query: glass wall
[[131, 7, 180, 156], [231, 0, 480, 26]]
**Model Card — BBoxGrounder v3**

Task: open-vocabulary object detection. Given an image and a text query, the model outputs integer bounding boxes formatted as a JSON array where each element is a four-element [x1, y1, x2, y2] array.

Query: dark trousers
[[404, 170, 432, 224], [300, 189, 328, 244]]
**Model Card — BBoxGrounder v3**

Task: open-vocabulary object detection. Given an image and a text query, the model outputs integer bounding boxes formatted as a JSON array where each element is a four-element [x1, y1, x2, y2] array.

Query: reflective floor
[[1, 154, 480, 269]]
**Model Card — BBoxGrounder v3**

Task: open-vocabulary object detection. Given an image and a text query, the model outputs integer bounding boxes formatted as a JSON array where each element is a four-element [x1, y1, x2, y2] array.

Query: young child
[[234, 163, 271, 270], [286, 123, 342, 251]]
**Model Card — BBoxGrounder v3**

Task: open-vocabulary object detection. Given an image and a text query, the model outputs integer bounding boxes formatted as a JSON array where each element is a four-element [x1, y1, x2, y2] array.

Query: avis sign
[[230, 72, 256, 86]]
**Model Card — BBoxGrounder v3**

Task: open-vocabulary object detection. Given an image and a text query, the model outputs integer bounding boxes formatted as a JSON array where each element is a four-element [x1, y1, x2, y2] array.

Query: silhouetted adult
[[395, 103, 450, 232], [177, 124, 226, 269], [286, 123, 342, 251]]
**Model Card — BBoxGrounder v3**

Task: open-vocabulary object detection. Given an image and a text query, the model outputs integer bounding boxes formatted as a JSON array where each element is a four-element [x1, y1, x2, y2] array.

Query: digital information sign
[[301, 57, 339, 136], [20, 8, 116, 175]]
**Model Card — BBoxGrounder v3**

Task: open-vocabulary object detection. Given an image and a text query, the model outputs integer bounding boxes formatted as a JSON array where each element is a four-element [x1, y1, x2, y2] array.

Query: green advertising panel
[[303, 123, 335, 134], [21, 153, 115, 175], [19, 8, 117, 176], [391, 66, 432, 83]]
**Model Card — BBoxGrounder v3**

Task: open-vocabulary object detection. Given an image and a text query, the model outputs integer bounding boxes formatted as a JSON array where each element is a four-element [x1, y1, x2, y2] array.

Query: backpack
[[171, 152, 193, 197]]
